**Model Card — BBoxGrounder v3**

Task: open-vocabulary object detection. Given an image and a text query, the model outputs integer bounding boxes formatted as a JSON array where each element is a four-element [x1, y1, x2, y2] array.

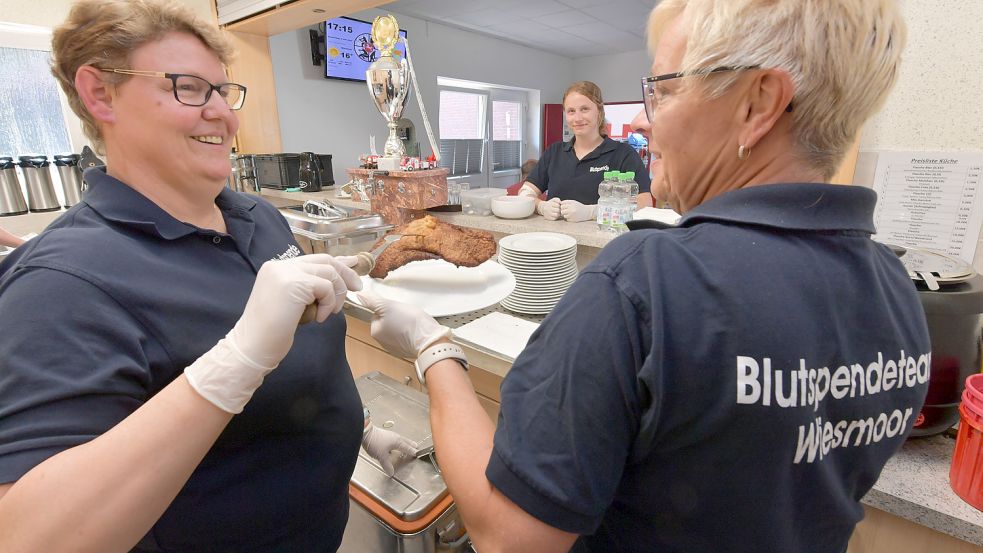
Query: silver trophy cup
[[366, 56, 410, 159], [366, 15, 411, 162]]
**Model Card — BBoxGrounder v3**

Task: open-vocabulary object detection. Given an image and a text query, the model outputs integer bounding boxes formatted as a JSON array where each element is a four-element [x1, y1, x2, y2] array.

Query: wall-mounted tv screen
[[324, 16, 408, 82]]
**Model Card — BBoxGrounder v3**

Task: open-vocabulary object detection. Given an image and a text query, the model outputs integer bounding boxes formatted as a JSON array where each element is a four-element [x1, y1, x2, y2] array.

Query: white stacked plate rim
[[504, 260, 578, 273], [512, 268, 579, 289], [506, 255, 578, 267], [499, 255, 577, 268], [498, 251, 577, 265], [508, 292, 567, 304], [498, 246, 576, 259], [498, 232, 577, 255], [501, 299, 557, 315]]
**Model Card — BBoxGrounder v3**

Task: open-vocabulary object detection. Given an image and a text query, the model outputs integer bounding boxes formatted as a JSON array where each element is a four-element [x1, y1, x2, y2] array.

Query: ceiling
[[385, 0, 654, 59]]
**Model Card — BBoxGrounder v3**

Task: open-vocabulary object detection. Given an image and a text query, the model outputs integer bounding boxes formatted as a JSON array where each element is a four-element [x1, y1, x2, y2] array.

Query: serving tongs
[[302, 199, 347, 219], [299, 233, 418, 324]]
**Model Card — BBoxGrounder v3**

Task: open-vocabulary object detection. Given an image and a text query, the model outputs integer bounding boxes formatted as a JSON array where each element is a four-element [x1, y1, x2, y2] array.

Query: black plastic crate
[[252, 153, 333, 191]]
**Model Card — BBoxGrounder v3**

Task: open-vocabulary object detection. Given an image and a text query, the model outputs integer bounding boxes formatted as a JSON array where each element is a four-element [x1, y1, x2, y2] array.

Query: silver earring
[[737, 144, 750, 160]]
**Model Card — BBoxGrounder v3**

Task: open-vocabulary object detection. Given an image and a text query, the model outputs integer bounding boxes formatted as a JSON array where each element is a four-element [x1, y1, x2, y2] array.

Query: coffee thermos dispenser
[[18, 155, 60, 212], [0, 156, 28, 216], [53, 153, 85, 208]]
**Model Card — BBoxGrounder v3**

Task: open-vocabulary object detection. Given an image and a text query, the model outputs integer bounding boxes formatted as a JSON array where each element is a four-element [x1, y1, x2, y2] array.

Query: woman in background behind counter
[[518, 81, 653, 221]]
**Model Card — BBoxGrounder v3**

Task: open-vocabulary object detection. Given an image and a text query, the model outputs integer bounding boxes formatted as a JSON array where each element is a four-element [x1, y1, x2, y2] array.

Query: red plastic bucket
[[950, 380, 983, 511], [965, 374, 983, 413]]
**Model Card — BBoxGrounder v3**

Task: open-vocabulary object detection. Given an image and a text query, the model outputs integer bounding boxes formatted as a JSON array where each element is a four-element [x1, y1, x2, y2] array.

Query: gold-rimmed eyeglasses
[[100, 69, 247, 111], [641, 65, 791, 122]]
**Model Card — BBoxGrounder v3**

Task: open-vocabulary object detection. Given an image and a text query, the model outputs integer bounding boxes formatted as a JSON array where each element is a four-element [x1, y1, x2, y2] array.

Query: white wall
[[573, 48, 649, 104], [269, 8, 575, 187]]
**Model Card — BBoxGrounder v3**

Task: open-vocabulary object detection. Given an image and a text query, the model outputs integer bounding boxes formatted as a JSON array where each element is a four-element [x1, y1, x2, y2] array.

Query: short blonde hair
[[51, 0, 235, 152], [647, 0, 906, 179], [563, 81, 608, 138]]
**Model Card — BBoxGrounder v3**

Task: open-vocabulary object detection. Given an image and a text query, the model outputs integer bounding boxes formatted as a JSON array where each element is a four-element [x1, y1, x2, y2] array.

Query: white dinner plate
[[347, 259, 516, 317], [511, 271, 579, 287], [498, 254, 577, 265], [500, 260, 579, 274], [501, 299, 558, 315], [499, 232, 577, 254]]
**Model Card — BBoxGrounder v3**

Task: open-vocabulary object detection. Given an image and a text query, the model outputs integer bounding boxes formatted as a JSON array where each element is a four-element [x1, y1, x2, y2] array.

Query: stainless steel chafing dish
[[338, 372, 472, 553], [279, 200, 394, 256]]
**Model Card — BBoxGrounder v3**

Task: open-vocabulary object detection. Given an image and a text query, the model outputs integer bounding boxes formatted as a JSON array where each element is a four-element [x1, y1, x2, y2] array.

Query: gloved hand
[[185, 254, 362, 413], [362, 423, 418, 477], [537, 197, 562, 220], [356, 291, 451, 358], [560, 199, 597, 222]]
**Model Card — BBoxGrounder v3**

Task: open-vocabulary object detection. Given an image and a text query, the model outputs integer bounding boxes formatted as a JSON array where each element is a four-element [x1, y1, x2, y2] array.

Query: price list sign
[[872, 152, 983, 264]]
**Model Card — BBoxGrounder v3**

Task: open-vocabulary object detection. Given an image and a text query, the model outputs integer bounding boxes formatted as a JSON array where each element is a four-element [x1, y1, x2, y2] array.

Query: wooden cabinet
[[847, 506, 980, 553], [345, 316, 502, 423]]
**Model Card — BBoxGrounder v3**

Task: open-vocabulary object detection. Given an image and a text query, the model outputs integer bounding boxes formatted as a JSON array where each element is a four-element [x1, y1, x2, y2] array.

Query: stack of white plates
[[497, 232, 578, 315]]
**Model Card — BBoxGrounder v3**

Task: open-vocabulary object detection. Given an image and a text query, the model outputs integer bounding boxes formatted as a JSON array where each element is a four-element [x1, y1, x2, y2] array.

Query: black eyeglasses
[[100, 69, 247, 110], [641, 65, 791, 122]]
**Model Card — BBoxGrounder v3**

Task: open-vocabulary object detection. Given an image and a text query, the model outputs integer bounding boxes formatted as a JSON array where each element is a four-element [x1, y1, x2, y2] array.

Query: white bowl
[[491, 196, 536, 219]]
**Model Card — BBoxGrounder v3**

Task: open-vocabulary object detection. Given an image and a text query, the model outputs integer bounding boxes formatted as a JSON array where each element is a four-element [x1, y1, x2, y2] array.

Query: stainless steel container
[[278, 203, 393, 256], [53, 153, 84, 208], [0, 156, 28, 216], [18, 155, 60, 212], [338, 372, 471, 553]]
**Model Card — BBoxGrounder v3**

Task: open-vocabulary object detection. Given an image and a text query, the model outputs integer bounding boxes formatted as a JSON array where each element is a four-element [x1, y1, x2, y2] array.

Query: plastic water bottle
[[609, 172, 630, 233], [624, 171, 639, 222], [596, 171, 614, 230]]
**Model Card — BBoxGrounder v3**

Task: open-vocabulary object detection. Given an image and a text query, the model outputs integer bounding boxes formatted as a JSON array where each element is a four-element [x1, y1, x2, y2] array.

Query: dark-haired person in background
[[506, 158, 542, 198]]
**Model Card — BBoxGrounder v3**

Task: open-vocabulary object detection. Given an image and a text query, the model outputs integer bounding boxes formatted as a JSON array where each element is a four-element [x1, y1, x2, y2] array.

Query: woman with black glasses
[[356, 1, 930, 552], [0, 1, 412, 551]]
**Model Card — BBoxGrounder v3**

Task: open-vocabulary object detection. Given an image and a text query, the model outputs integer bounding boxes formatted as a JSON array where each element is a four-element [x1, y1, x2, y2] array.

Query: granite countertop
[[255, 187, 616, 249], [866, 432, 983, 544]]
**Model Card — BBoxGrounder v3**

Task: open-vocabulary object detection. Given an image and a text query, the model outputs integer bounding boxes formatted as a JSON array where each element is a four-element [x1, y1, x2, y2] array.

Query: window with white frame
[[438, 89, 486, 177], [0, 23, 85, 161], [491, 100, 521, 172]]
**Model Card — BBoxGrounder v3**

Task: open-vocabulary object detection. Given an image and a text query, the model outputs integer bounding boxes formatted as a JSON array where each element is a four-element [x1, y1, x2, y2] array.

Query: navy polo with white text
[[487, 183, 930, 553], [0, 169, 362, 552], [526, 136, 650, 204]]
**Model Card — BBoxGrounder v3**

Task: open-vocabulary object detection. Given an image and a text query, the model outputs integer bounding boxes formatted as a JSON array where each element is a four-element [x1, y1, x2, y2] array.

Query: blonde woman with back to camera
[[355, 1, 931, 552], [0, 1, 414, 551]]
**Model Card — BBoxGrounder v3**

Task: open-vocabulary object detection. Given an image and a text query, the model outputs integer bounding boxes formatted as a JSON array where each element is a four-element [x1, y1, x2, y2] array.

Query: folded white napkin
[[452, 312, 539, 360], [633, 207, 681, 225]]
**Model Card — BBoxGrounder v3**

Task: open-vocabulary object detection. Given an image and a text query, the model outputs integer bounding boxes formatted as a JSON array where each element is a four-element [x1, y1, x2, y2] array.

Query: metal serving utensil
[[298, 233, 419, 324]]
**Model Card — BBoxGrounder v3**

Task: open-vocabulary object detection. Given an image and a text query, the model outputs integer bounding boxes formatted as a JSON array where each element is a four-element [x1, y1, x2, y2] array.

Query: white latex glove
[[517, 183, 541, 200], [355, 291, 451, 358], [560, 199, 597, 222], [537, 197, 562, 220], [185, 254, 362, 413], [362, 423, 418, 477]]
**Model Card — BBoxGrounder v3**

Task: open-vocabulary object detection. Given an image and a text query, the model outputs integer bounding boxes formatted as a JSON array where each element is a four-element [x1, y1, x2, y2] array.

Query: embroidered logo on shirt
[[589, 165, 610, 173], [275, 244, 302, 260]]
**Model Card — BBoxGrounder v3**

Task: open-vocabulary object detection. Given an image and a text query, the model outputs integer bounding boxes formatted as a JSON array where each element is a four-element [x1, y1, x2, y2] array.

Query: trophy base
[[377, 157, 401, 171], [347, 167, 449, 225]]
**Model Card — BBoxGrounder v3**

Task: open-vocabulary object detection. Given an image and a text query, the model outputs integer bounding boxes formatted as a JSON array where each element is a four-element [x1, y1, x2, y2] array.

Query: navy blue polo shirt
[[0, 169, 362, 552], [527, 137, 650, 204], [487, 183, 930, 552]]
